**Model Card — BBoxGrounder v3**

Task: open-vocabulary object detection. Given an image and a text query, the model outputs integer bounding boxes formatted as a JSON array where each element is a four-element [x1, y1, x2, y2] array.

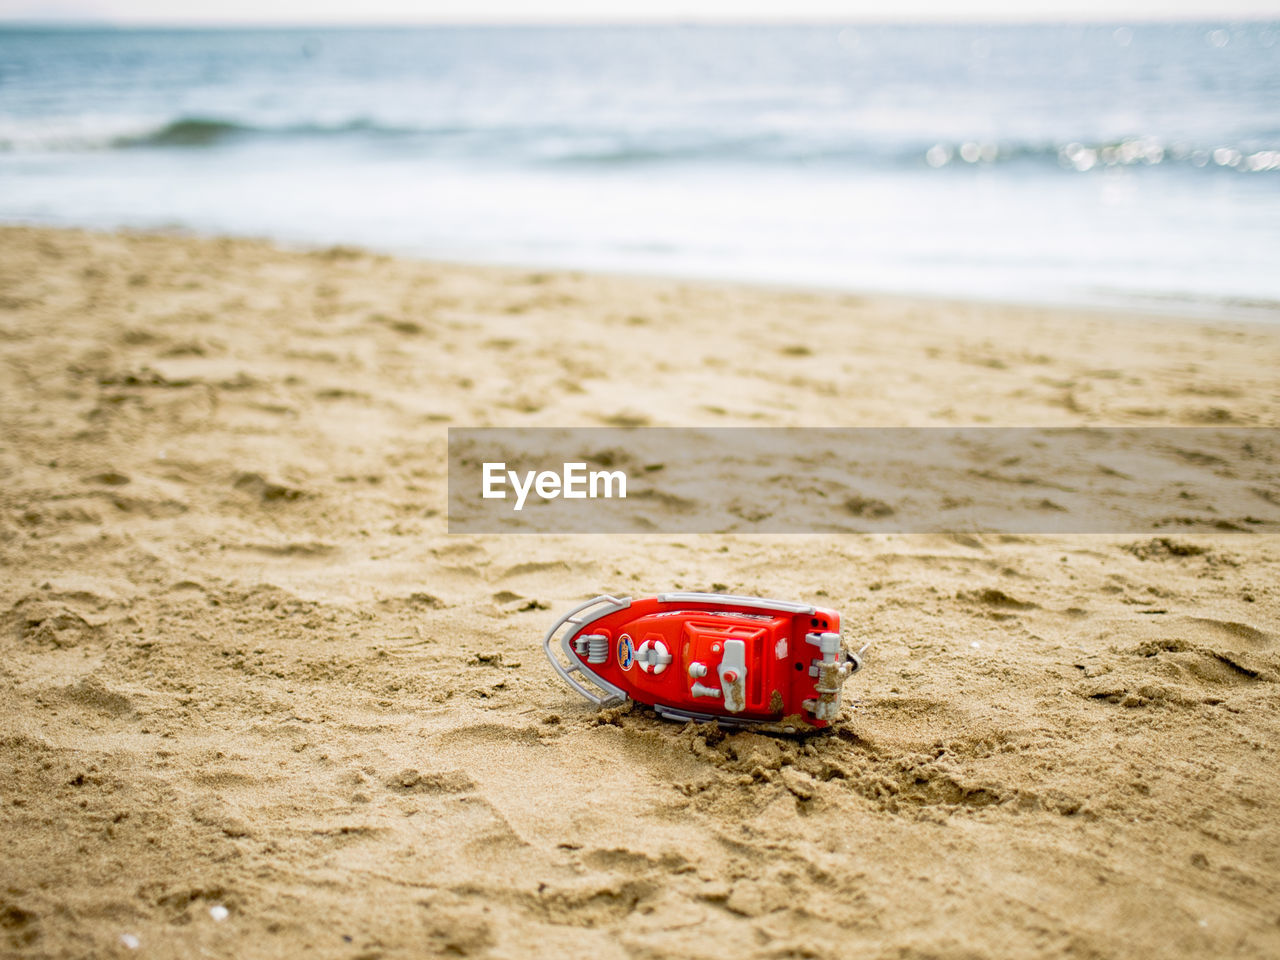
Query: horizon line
[[2, 15, 1278, 29]]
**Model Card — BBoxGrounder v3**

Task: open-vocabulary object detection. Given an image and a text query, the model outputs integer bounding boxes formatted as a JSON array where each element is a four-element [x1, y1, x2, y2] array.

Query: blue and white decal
[[617, 634, 635, 671]]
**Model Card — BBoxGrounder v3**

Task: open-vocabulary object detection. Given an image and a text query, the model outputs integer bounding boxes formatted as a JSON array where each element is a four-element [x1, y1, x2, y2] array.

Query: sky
[[4, 0, 1279, 25]]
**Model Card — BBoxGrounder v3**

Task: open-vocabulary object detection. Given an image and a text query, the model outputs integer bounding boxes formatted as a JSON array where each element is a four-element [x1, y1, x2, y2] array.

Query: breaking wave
[[118, 117, 252, 147], [1, 113, 1276, 174], [0, 115, 418, 152]]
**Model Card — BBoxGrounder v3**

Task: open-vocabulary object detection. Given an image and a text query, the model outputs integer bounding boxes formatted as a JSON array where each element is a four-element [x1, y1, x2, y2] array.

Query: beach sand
[[2, 225, 1279, 959]]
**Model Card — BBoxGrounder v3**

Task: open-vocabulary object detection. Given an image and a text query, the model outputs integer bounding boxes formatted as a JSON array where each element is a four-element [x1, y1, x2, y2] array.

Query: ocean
[[2, 23, 1278, 315]]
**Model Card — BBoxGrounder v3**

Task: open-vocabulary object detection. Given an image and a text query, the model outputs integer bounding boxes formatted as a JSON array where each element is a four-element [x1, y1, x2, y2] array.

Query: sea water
[[1, 23, 1277, 315]]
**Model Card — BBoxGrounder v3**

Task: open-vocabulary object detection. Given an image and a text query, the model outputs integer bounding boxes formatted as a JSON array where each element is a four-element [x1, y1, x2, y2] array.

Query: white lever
[[718, 639, 747, 713]]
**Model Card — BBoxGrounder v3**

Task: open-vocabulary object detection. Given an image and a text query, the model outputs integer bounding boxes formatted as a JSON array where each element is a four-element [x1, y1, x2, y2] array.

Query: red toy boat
[[543, 593, 863, 733]]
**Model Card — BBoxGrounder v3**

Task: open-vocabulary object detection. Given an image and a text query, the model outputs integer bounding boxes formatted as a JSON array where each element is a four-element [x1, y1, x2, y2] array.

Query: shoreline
[[9, 220, 1280, 330], [403, 249, 1280, 328]]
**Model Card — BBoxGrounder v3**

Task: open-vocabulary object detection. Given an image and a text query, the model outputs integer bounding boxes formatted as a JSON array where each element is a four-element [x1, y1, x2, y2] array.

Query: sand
[[1, 224, 1279, 959]]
